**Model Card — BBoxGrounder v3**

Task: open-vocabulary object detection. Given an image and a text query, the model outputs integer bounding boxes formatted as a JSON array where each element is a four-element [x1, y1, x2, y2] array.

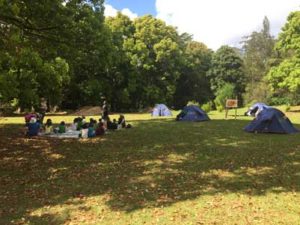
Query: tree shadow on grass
[[0, 119, 300, 224]]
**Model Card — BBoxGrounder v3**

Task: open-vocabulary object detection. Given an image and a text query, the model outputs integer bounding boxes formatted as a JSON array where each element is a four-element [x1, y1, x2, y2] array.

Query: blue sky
[[104, 0, 300, 50], [105, 0, 156, 16]]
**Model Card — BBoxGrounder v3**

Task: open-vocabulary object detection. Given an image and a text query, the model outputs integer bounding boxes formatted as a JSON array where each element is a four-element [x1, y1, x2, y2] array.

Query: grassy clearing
[[0, 107, 300, 225]]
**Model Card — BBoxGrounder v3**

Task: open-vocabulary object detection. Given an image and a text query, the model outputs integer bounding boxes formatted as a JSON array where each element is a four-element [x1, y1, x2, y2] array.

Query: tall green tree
[[37, 57, 70, 109], [174, 41, 213, 109], [242, 16, 275, 103], [0, 0, 109, 110], [124, 15, 183, 108], [105, 13, 135, 111], [59, 0, 111, 108], [207, 45, 246, 101], [0, 52, 18, 105], [267, 11, 300, 104]]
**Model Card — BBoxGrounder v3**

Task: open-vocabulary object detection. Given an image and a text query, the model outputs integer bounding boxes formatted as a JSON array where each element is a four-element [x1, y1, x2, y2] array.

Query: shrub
[[266, 96, 290, 106], [201, 101, 213, 113], [214, 83, 236, 112], [216, 105, 224, 112]]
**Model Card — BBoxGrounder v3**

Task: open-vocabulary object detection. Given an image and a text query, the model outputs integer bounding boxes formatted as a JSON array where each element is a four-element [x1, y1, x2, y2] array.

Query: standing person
[[102, 100, 109, 120], [102, 100, 109, 129]]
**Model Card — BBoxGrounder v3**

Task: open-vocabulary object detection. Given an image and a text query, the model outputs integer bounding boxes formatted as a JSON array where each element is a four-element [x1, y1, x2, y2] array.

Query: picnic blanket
[[43, 130, 81, 139]]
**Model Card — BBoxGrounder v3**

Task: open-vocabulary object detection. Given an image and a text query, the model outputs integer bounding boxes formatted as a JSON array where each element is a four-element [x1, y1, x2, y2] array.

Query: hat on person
[[30, 117, 37, 123]]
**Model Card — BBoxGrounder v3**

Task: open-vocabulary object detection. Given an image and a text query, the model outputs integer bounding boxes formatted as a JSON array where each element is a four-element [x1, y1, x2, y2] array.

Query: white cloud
[[156, 0, 300, 50], [104, 4, 138, 20], [121, 8, 138, 20], [104, 4, 118, 17]]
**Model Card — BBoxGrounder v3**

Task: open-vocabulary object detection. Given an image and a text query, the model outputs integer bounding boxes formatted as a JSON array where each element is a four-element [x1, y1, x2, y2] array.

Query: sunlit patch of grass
[[0, 108, 300, 224]]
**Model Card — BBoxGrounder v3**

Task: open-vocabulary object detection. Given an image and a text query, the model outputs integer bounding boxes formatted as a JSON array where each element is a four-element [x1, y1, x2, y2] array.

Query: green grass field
[[1, 107, 300, 225]]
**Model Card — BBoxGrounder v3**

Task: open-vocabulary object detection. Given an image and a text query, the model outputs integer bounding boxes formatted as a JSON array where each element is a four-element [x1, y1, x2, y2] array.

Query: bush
[[214, 83, 236, 112], [266, 93, 300, 106], [216, 105, 224, 112], [243, 81, 269, 106], [266, 96, 290, 106], [201, 101, 213, 113]]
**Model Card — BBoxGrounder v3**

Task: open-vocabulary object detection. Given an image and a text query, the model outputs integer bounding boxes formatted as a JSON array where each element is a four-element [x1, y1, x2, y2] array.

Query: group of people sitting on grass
[[25, 114, 131, 138]]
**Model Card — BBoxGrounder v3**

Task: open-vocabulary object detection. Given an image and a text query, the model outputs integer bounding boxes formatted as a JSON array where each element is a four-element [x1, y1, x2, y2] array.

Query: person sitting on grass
[[36, 112, 44, 125], [95, 121, 105, 136], [89, 118, 97, 130], [89, 118, 94, 125], [100, 116, 107, 130], [27, 117, 40, 137], [88, 122, 96, 138], [76, 117, 83, 131], [70, 118, 78, 131], [80, 122, 89, 138], [58, 121, 66, 133], [113, 119, 118, 127], [176, 109, 187, 121], [25, 113, 36, 126], [44, 119, 53, 134], [118, 115, 126, 129], [107, 117, 118, 130], [93, 119, 98, 130]]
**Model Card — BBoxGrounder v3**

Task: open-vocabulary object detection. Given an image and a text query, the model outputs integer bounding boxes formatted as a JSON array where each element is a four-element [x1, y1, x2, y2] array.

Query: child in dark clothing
[[107, 117, 118, 130], [89, 118, 94, 125], [76, 117, 83, 131], [118, 115, 126, 128], [95, 121, 105, 136]]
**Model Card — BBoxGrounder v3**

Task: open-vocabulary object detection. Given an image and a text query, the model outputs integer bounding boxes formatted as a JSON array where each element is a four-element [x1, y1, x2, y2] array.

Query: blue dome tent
[[244, 108, 299, 134], [176, 105, 210, 122], [151, 104, 172, 117]]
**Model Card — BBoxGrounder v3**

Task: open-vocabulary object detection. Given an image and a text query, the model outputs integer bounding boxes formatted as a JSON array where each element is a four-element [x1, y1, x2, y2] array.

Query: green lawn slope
[[0, 107, 299, 225]]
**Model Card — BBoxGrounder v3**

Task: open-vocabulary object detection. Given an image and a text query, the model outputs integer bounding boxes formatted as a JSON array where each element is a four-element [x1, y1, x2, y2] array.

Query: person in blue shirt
[[27, 117, 40, 136], [88, 123, 95, 138]]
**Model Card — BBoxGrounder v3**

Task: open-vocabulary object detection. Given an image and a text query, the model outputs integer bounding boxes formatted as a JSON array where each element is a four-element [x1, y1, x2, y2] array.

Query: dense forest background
[[0, 0, 299, 112]]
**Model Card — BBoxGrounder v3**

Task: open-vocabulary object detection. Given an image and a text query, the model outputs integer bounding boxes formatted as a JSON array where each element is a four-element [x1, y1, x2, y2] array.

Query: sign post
[[225, 98, 238, 119]]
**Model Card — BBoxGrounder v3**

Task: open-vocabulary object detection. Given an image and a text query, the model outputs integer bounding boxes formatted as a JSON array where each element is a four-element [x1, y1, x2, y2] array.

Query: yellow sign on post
[[225, 99, 238, 119]]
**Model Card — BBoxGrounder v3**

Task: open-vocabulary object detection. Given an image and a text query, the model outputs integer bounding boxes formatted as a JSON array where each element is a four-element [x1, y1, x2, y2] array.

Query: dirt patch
[[72, 106, 102, 116]]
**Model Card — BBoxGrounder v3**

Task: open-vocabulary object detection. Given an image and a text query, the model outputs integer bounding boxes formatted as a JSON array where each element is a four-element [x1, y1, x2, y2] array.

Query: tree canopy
[[267, 11, 300, 105], [207, 45, 246, 100], [0, 2, 299, 112], [242, 16, 275, 103]]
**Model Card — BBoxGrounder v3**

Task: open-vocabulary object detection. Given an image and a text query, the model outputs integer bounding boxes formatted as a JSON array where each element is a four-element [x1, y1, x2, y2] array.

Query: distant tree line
[[0, 1, 299, 113]]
